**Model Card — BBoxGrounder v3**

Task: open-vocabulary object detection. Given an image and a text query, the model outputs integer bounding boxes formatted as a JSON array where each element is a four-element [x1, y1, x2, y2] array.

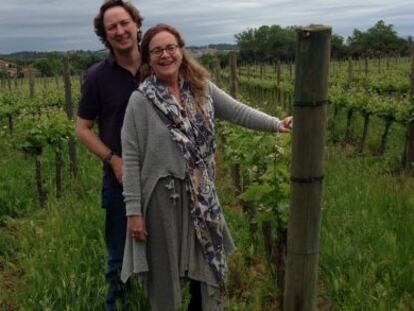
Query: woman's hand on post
[[128, 215, 148, 242], [278, 116, 293, 133]]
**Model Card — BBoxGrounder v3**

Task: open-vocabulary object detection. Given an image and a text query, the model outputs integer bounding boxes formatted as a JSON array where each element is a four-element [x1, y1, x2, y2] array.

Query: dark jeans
[[102, 186, 128, 311]]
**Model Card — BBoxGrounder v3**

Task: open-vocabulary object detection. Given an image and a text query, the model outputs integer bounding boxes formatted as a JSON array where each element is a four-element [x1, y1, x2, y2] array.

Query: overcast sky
[[0, 0, 412, 54]]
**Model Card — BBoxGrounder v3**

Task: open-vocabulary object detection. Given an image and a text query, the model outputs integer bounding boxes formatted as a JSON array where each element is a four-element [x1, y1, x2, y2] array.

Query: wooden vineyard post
[[378, 54, 382, 74], [55, 150, 63, 198], [63, 57, 73, 120], [357, 110, 371, 153], [29, 69, 35, 99], [364, 57, 369, 76], [276, 60, 282, 103], [403, 43, 414, 174], [247, 64, 251, 81], [231, 163, 241, 194], [63, 56, 78, 178], [36, 157, 47, 209], [276, 60, 281, 84], [228, 51, 241, 191], [284, 26, 331, 311], [229, 51, 238, 99], [344, 109, 354, 143], [274, 61, 278, 80], [347, 57, 353, 86], [213, 60, 221, 88]]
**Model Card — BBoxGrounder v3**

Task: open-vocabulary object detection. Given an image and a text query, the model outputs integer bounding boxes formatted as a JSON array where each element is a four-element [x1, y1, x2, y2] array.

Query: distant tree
[[70, 52, 106, 72], [32, 55, 62, 77], [235, 25, 296, 63], [331, 34, 348, 59], [235, 24, 351, 63], [198, 54, 217, 67], [347, 20, 408, 57], [235, 28, 257, 63], [3, 50, 107, 77]]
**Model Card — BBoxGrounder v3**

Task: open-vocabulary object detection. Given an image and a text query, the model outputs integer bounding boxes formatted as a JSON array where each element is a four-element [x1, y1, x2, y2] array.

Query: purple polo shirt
[[78, 54, 140, 188]]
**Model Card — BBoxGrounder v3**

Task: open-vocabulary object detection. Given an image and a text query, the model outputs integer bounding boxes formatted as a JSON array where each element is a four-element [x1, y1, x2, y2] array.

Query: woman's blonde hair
[[140, 24, 210, 104]]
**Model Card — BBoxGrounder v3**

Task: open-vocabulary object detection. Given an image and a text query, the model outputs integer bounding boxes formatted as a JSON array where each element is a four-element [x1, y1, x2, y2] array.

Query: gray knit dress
[[121, 82, 280, 310]]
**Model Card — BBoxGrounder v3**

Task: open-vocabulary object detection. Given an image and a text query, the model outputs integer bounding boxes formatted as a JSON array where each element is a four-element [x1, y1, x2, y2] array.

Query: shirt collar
[[106, 53, 140, 79]]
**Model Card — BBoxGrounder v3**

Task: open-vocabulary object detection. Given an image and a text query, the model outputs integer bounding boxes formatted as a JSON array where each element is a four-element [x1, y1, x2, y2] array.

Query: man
[[75, 1, 142, 309]]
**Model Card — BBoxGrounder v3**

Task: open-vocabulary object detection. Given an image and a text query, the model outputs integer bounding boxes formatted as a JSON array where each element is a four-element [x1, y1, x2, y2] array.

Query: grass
[[321, 147, 414, 310], [13, 195, 107, 310], [0, 138, 108, 310], [320, 105, 414, 310]]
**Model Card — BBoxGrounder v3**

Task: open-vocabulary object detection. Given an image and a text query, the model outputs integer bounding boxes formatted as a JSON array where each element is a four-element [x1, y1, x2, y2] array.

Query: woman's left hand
[[128, 215, 148, 242], [278, 116, 293, 133]]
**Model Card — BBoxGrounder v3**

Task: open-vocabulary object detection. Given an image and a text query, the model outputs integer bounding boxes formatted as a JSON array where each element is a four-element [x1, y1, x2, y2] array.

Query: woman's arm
[[121, 96, 148, 241], [209, 81, 284, 132]]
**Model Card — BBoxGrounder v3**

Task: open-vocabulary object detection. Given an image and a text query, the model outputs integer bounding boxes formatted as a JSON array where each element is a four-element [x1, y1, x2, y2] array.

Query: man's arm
[[75, 116, 123, 184]]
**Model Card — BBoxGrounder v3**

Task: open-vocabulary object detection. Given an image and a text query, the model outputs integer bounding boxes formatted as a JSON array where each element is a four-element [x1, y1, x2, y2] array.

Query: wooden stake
[[35, 157, 46, 208], [29, 69, 35, 98], [403, 43, 414, 173], [63, 56, 78, 177], [213, 60, 221, 88], [347, 57, 352, 86], [229, 52, 238, 99], [284, 26, 331, 311]]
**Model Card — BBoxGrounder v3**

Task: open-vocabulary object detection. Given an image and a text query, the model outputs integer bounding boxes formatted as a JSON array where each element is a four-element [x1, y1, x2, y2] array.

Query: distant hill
[[0, 45, 237, 67], [0, 44, 237, 61], [187, 43, 238, 51], [0, 45, 237, 74], [0, 50, 108, 63]]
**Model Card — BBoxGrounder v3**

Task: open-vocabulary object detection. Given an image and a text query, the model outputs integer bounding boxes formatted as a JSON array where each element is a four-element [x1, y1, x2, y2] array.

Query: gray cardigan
[[120, 81, 280, 282]]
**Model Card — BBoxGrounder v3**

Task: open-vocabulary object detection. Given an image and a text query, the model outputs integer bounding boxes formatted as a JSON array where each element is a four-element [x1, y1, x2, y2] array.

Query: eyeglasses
[[150, 44, 179, 57]]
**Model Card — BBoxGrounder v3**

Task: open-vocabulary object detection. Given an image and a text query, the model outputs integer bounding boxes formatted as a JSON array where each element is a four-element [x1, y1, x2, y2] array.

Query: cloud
[[0, 0, 412, 53]]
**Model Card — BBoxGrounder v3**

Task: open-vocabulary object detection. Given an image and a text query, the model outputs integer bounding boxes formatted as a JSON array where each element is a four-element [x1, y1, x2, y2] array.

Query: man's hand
[[110, 155, 123, 185], [128, 215, 148, 242]]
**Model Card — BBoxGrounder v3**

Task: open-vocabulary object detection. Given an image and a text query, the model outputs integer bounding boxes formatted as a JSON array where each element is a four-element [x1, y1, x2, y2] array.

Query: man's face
[[103, 6, 139, 54]]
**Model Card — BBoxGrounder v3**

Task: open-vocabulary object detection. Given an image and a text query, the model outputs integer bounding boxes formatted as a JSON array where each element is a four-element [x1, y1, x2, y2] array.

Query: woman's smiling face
[[148, 30, 183, 83]]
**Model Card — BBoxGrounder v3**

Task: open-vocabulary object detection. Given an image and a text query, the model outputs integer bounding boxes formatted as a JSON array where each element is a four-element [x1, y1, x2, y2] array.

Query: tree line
[[235, 20, 411, 63], [0, 50, 107, 78]]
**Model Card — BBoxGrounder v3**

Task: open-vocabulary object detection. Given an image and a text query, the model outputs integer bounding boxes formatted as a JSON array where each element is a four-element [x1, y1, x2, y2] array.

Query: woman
[[120, 24, 292, 310]]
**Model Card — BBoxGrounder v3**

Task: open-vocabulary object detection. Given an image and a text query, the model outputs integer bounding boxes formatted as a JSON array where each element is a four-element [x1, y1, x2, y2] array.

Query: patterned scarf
[[139, 75, 227, 285]]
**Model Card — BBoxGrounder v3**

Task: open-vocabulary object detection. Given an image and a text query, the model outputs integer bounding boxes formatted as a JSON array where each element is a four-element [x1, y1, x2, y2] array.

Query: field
[[0, 54, 413, 310]]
